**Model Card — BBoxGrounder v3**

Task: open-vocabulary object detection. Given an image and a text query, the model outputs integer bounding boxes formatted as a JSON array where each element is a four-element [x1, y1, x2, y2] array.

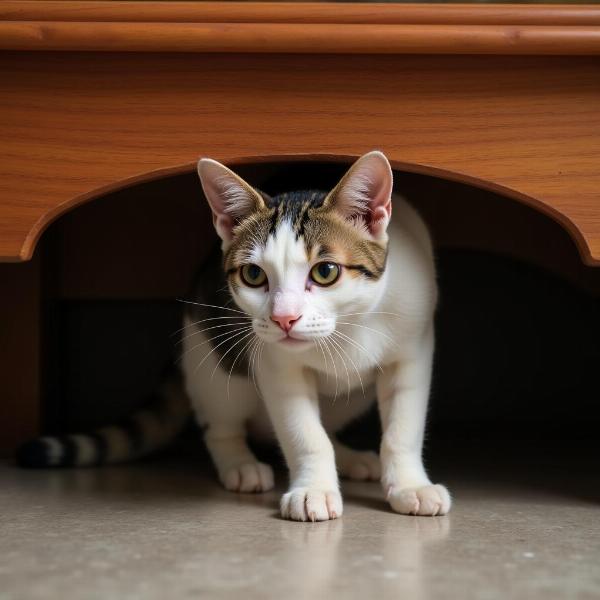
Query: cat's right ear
[[197, 158, 267, 242]]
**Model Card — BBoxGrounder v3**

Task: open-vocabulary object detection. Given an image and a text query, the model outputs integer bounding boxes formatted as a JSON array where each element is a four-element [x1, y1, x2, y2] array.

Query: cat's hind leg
[[333, 440, 381, 481], [204, 423, 274, 493], [198, 374, 274, 493], [182, 327, 274, 493]]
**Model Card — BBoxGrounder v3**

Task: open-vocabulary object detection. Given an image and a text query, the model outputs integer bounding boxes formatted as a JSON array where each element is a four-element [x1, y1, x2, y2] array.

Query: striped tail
[[16, 375, 190, 468]]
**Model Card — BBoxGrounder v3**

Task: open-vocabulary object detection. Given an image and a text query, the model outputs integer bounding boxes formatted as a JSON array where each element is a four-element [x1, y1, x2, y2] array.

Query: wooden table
[[1, 1, 599, 453]]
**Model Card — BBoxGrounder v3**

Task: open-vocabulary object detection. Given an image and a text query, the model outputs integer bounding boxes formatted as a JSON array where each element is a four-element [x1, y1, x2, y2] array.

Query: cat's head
[[197, 152, 393, 351]]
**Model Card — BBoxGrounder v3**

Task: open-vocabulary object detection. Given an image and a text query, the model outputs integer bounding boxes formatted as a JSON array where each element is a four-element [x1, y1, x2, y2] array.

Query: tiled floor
[[1, 443, 599, 600]]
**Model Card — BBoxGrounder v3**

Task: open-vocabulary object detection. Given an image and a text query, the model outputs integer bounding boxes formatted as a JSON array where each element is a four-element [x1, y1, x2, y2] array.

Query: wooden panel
[[3, 3, 600, 54], [3, 2, 600, 26], [0, 253, 41, 454], [0, 53, 599, 264], [2, 22, 600, 54]]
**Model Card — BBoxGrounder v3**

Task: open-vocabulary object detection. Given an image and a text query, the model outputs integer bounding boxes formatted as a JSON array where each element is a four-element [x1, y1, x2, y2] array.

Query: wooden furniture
[[1, 1, 600, 454]]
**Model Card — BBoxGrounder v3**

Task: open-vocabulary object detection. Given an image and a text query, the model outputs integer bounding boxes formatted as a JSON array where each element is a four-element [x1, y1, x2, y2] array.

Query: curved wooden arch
[[24, 153, 590, 266], [2, 50, 598, 266]]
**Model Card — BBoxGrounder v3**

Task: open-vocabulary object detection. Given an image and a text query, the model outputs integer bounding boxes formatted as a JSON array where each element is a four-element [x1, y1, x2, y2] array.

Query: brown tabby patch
[[303, 210, 387, 280]]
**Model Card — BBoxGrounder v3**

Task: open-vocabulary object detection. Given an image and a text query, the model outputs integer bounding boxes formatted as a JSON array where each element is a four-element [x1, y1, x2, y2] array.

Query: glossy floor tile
[[1, 444, 599, 600]]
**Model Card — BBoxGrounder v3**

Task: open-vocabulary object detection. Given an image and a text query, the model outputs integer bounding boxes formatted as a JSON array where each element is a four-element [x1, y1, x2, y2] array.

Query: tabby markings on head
[[224, 189, 387, 282]]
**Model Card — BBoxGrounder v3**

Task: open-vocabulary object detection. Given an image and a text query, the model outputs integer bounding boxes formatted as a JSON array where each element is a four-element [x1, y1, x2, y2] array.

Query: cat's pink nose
[[271, 314, 301, 333]]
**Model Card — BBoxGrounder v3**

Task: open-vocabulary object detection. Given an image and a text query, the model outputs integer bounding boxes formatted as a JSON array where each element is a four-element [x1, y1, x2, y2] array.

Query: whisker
[[211, 330, 256, 380], [321, 337, 339, 404], [171, 315, 253, 337], [325, 335, 350, 404], [175, 325, 253, 364], [314, 338, 330, 384], [191, 327, 254, 374], [337, 321, 400, 348], [250, 339, 264, 398], [227, 334, 257, 402], [247, 338, 256, 379], [246, 337, 257, 377], [176, 299, 249, 316], [254, 340, 266, 397], [330, 333, 366, 398], [247, 337, 260, 389], [327, 335, 352, 404], [175, 320, 253, 346], [333, 329, 384, 374]]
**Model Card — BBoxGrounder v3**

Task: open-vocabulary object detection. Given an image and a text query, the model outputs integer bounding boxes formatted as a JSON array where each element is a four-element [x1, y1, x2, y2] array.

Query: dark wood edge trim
[[1, 21, 600, 54], [20, 154, 596, 268], [2, 2, 600, 26]]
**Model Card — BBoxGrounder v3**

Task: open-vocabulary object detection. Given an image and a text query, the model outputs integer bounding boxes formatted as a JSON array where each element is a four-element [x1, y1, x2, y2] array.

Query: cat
[[18, 151, 451, 521]]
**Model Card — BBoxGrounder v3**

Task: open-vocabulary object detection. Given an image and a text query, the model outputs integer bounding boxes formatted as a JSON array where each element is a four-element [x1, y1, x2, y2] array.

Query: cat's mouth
[[278, 335, 312, 348]]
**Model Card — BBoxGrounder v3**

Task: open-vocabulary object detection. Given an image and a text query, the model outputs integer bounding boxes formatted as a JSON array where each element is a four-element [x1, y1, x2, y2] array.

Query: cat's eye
[[240, 264, 267, 287], [310, 262, 340, 287]]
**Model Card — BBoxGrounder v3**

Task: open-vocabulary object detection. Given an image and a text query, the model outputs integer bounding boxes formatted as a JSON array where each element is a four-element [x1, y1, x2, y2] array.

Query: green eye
[[240, 264, 267, 287], [310, 262, 340, 286]]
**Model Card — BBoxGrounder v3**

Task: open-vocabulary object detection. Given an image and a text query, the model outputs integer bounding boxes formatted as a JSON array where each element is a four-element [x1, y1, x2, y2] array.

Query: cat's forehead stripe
[[266, 190, 327, 238]]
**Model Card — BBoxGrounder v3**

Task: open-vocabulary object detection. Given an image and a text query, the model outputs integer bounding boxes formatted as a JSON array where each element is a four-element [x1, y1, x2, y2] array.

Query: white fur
[[40, 437, 64, 466], [97, 426, 133, 463], [337, 169, 373, 216], [216, 174, 258, 219], [186, 153, 451, 520], [68, 434, 98, 466]]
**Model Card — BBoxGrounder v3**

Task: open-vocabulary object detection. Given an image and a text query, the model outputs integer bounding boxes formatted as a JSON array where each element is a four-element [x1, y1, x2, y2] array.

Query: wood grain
[[2, 3, 600, 54], [1, 21, 600, 54], [0, 53, 599, 264], [2, 2, 600, 26]]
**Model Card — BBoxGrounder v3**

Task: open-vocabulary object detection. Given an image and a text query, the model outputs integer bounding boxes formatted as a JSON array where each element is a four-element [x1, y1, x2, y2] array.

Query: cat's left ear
[[325, 151, 393, 239], [197, 158, 267, 242]]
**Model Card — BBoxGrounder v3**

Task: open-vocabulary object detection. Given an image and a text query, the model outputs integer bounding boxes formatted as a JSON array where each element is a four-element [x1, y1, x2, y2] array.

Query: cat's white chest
[[248, 370, 377, 441], [314, 363, 377, 400]]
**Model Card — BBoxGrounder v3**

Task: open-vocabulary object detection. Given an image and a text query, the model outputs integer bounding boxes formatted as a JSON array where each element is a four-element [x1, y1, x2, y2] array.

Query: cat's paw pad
[[340, 451, 381, 481], [221, 462, 274, 493], [281, 488, 343, 522], [387, 484, 451, 516]]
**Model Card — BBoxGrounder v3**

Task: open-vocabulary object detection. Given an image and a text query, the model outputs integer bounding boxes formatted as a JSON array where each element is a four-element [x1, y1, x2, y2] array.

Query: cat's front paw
[[387, 484, 451, 516], [221, 461, 274, 493], [281, 488, 343, 522]]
